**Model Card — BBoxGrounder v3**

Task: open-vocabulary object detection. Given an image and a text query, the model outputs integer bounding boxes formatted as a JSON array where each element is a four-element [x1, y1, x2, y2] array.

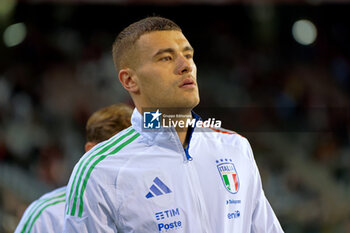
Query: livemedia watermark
[[142, 108, 222, 131], [141, 106, 350, 133]]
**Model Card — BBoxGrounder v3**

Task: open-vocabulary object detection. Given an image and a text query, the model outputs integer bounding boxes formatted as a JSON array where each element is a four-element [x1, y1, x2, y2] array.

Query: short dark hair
[[112, 16, 181, 73], [86, 104, 133, 143]]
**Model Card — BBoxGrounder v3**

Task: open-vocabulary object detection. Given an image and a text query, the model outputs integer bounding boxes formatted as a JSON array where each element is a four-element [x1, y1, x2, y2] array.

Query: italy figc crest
[[216, 159, 239, 194]]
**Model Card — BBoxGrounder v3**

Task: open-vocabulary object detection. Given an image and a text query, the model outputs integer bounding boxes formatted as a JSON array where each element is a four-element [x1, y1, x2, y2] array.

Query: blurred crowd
[[0, 3, 349, 233]]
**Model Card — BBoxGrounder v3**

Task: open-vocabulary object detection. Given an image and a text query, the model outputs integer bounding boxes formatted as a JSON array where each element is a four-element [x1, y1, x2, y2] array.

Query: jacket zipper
[[171, 126, 212, 233], [184, 147, 193, 161], [183, 147, 212, 233]]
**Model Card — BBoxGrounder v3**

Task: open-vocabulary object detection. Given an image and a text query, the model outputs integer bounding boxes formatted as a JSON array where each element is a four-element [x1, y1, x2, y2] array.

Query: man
[[15, 104, 133, 233], [64, 17, 284, 232]]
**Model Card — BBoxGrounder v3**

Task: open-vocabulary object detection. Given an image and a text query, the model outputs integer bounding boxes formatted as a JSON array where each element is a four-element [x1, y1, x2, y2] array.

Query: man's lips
[[179, 77, 196, 88]]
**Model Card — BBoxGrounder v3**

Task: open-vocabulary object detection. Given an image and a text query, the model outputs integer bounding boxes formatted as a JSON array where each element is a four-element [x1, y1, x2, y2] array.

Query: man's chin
[[147, 95, 199, 112], [175, 97, 200, 110], [180, 91, 199, 106]]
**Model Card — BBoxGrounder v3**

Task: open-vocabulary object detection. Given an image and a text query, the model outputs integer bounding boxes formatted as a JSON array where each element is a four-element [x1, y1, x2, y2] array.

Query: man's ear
[[119, 68, 139, 93], [85, 142, 97, 153]]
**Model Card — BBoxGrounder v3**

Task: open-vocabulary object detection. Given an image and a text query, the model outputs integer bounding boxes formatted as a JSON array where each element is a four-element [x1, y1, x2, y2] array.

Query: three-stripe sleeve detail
[[66, 127, 140, 217]]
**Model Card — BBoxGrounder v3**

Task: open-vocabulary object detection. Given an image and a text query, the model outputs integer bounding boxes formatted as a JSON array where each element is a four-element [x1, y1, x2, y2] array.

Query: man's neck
[[157, 109, 193, 148], [136, 106, 193, 147], [173, 114, 193, 148]]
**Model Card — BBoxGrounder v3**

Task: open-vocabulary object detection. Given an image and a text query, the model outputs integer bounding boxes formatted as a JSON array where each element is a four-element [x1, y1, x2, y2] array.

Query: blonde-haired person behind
[[85, 104, 133, 152], [15, 104, 133, 233]]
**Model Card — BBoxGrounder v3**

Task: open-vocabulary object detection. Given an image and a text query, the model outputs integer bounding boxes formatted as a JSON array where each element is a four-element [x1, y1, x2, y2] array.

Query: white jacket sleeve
[[251, 187, 284, 233], [245, 138, 284, 233], [15, 187, 66, 233], [63, 167, 120, 233]]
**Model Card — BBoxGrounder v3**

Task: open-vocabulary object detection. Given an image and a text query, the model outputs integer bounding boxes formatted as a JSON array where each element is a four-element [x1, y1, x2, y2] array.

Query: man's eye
[[185, 54, 193, 59], [160, 56, 172, 61]]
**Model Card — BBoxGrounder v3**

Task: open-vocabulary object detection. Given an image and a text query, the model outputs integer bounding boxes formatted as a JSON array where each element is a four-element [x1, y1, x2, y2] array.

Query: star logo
[[143, 109, 162, 129], [151, 109, 162, 122]]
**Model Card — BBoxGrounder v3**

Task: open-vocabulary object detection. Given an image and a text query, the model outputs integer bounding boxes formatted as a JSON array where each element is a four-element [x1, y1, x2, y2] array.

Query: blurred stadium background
[[0, 0, 350, 232]]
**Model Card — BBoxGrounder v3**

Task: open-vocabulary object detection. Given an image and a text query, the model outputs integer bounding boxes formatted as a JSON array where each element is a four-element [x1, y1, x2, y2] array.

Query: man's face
[[131, 30, 200, 111]]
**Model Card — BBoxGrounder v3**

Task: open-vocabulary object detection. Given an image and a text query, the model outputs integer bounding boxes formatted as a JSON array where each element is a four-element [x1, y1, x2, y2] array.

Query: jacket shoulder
[[200, 126, 247, 142], [196, 126, 252, 155]]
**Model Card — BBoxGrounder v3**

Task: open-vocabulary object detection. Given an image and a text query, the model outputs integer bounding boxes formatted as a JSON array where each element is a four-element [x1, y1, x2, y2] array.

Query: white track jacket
[[63, 109, 284, 233], [15, 186, 66, 233]]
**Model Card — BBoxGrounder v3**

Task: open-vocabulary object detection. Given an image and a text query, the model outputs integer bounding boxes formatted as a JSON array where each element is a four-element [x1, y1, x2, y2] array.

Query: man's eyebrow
[[153, 46, 194, 58], [153, 48, 175, 58], [183, 46, 194, 53]]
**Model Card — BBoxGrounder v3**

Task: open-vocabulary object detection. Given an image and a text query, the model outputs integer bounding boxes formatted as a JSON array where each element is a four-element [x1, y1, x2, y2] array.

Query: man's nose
[[176, 56, 193, 75]]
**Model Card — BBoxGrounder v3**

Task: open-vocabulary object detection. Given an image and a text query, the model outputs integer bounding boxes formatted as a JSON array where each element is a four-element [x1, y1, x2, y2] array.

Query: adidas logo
[[145, 177, 172, 199]]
